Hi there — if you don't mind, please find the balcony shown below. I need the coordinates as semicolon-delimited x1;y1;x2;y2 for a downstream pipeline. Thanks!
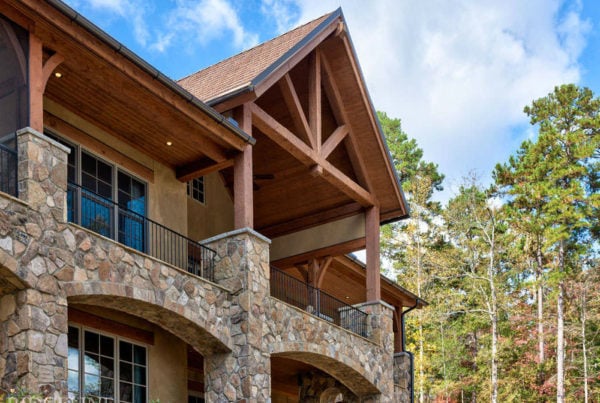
270;266;369;337
67;181;216;281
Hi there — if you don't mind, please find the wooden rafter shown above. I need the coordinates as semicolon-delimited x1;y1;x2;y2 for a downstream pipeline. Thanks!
308;51;322;153
320;53;372;192
176;158;234;182
250;103;375;207
42;52;64;88
321;124;348;159
278;74;314;148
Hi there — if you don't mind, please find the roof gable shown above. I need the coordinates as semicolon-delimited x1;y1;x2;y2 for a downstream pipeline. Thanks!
178;11;335;104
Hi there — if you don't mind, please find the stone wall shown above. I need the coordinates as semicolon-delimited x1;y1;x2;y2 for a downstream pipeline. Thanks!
202;229;272;402
0;128;405;402
264;298;396;401
394;352;413;403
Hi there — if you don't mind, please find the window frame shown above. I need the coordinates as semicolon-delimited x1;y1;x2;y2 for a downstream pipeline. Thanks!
68;324;149;403
186;177;205;205
46;132;148;251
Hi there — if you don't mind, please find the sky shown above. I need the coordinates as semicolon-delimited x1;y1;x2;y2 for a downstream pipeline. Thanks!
63;0;600;202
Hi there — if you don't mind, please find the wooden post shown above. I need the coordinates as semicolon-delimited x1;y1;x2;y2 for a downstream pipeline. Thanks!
394;306;403;353
366;205;381;301
233;105;253;229
29;34;43;132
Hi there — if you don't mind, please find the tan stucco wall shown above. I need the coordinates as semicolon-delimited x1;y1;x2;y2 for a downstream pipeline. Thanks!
44;98;188;237
270;214;365;261
71;305;188;403
187;171;234;241
149;328;188;402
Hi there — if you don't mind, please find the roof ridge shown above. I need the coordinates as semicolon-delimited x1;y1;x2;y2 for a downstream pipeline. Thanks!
177;10;335;83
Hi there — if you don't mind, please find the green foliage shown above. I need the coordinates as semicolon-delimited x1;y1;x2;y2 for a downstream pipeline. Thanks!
379;84;599;402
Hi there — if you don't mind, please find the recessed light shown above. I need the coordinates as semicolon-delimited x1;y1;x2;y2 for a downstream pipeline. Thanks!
54;72;63;78
166;141;173;146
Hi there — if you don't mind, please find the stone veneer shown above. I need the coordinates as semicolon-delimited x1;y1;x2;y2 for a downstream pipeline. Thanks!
394;352;412;402
0;127;407;402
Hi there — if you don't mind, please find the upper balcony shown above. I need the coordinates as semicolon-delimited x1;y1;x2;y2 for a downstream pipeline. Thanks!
0;0;420;344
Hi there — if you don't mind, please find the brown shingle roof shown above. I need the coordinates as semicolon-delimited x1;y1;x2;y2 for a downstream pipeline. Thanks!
177;11;335;103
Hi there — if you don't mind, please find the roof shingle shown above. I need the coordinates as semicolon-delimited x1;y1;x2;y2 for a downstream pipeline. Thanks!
177;12;333;103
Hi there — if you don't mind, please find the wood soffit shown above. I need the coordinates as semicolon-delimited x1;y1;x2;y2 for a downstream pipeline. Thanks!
4;0;252;177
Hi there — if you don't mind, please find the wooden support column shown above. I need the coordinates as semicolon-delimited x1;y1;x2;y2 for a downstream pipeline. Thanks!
393;306;403;353
233;105;254;229
366;205;381;301
29;34;43;132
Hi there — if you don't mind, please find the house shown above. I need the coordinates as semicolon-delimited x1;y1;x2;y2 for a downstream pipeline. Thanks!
0;1;425;401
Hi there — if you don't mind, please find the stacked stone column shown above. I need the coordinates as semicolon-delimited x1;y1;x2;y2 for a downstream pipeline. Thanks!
354;301;396;402
202;229;271;401
0;127;70;396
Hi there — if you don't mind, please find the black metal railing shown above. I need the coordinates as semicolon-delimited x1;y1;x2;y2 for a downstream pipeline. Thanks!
0;143;18;197
270;266;368;337
67;182;215;281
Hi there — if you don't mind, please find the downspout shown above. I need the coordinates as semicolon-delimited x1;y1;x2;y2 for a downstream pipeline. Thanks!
401;298;420;403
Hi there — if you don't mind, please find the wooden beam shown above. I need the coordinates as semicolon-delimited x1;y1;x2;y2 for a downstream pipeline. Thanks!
321;124;348;159
278;74;314;148
272;238;366;269
308;51;322;153
29;33;43;132
320;53;372;192
41;52;64;89
250;103;376;207
68;307;154;345
233;104;253;229
250;103;317;165
316;256;332;288
44;112;155;183
365;205;381;301
176;158;234;182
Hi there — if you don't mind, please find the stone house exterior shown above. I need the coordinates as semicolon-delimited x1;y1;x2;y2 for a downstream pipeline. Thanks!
0;1;424;402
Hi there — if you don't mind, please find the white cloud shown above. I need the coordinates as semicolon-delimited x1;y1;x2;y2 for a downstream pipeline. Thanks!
73;0;150;46
279;0;590;201
155;0;259;53
260;0;300;34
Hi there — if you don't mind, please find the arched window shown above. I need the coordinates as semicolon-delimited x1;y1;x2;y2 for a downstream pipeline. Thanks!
0;15;28;149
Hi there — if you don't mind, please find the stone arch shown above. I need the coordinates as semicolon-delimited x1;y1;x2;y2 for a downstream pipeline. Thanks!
62;281;231;356
270;344;380;396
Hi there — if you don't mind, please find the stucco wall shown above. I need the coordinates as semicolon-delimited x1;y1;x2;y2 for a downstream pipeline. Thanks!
270;214;365;261
187;172;234;242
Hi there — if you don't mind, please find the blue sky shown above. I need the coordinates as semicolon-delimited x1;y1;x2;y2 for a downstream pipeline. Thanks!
63;0;600;201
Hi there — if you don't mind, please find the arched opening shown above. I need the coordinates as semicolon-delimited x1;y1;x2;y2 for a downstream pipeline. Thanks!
67;303;212;403
271;356;358;403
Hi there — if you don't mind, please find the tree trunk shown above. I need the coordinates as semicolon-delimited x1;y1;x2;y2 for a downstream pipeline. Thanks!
536;244;544;366
489;247;498;403
581;283;588;403
556;241;565;403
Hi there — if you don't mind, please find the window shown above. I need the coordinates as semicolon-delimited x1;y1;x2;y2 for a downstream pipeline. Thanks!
187;177;205;204
47;134;147;252
68;326;148;403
